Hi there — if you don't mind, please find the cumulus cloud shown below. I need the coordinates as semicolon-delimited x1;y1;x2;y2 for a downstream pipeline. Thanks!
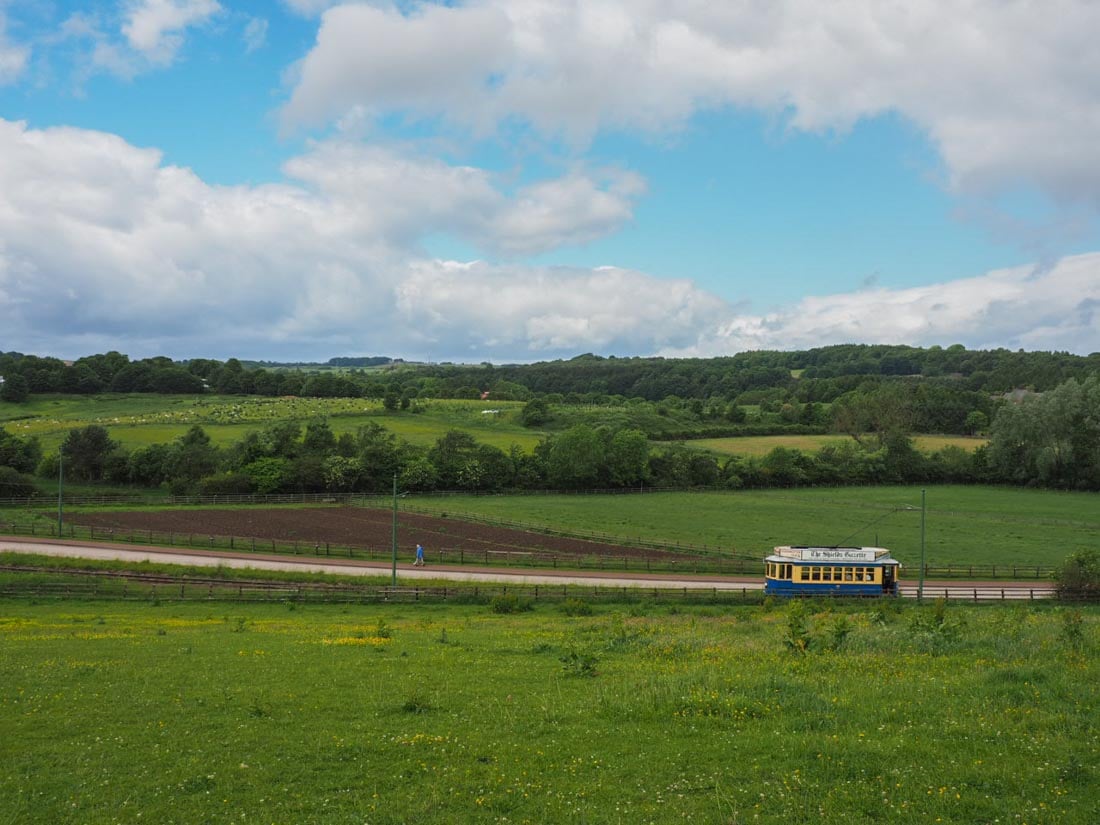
0;14;29;84
282;0;1100;207
281;140;643;256
395;260;728;354
1;117;1095;361
122;0;221;65
665;255;1100;357
0;119;649;358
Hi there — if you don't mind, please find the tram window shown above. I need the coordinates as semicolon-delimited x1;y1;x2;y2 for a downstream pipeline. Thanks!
811;567;821;581
766;564;772;577
785;564;792;579
844;568;853;581
854;568;864;581
865;568;876;582
799;567;810;581
822;568;832;581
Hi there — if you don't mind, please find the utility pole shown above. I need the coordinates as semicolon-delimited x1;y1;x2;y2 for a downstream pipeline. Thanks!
391;473;398;587
918;488;926;602
57;446;64;538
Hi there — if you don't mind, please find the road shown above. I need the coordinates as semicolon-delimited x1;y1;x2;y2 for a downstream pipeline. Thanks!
0;537;1056;599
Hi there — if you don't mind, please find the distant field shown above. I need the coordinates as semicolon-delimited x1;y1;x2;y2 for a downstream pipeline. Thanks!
681;434;987;456
404;485;1098;569
0;394;538;452
1;599;1095;824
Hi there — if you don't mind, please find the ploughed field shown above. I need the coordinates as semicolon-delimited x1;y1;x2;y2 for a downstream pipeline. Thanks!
67;507;693;562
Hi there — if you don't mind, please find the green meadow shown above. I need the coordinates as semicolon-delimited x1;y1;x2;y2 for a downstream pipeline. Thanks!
403;486;1100;569
681;434;987;457
0;395;536;452
1;599;1096;824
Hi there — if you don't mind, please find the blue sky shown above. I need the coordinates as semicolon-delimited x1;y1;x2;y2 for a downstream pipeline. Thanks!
1;1;1098;361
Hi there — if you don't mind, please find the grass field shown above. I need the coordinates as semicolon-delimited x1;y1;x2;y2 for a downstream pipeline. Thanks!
0;395;537;452
680;434;988;457
403;486;1099;569
1;598;1095;824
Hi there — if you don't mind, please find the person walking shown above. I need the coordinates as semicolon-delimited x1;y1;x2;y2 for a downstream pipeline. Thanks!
414;543;425;566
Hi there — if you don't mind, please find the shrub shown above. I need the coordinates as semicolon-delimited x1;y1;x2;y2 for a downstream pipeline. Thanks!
560;598;593;617
560;649;599;678
823;615;853;652
1055;549;1100;600
784;600;812;653
1060;610;1085;653
401;693;433;714
489;593;533;614
0;466;38;498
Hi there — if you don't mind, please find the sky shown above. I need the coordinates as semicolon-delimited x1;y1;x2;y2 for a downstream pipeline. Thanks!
1;0;1099;363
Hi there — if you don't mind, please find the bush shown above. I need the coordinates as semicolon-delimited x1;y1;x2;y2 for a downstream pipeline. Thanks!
196;472;254;496
1056;549;1100;600
0;466;38;498
559;649;599;677
489;593;533;614
560;598;593;616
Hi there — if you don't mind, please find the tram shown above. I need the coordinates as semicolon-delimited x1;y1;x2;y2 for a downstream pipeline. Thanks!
764;546;900;596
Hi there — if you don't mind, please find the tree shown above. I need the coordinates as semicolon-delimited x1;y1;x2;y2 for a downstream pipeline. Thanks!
241;457;292;494
545;426;605;489
964;410;989;435
302;420;337;455
605;428;649;487
0;466;37;497
520;397;550;427
126;444;174;487
988;376;1100;489
0;373;29;403
322;456;362;492
166;425;220;492
62;426;118;481
429;430;481;489
355;423;401;491
0;428;41;474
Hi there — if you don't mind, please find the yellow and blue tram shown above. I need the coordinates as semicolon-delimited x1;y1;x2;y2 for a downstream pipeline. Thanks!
764;546;900;596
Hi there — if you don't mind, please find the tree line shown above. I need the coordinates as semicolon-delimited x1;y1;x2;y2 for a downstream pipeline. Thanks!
2;375;1097;496
3;344;1098;408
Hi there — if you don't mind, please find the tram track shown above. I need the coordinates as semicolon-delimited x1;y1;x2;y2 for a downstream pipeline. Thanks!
0;537;1059;601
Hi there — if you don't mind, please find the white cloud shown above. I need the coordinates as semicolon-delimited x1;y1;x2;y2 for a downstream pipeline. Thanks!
280;0;349;16
395;260;728;353
122;0;221;65
282;0;1100;207
1;117;1095;361
282;140;643;256
0;119;650;358
243;16;268;54
666;255;1100;357
0;14;29;84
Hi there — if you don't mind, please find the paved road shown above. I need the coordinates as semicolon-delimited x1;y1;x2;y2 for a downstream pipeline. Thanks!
1;537;1056;598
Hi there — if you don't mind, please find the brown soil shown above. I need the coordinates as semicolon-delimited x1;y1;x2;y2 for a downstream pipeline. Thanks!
68;507;697;562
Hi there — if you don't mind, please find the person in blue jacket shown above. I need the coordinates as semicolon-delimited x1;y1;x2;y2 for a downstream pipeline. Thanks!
414;543;425;566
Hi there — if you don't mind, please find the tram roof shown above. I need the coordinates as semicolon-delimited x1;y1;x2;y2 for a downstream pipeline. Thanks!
767;546;899;564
